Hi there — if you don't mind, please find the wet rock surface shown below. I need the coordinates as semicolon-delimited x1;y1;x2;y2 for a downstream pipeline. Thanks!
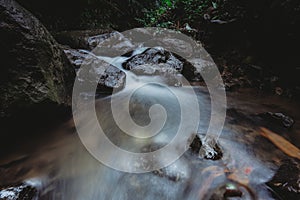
87;32;119;50
91;31;137;57
199;138;223;161
267;159;300;200
189;134;223;160
122;47;199;81
57;29;210;82
63;48;92;69
152;160;189;182
63;47;126;94
0;183;37;200
258;112;295;129
123;47;183;72
189;134;202;154
227;108;296;131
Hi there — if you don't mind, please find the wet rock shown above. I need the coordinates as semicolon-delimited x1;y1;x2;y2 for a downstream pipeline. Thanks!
123;47;182;71
92;32;136;57
76;54;126;94
267;159;300;200
0;0;75;123
87;32;118;49
63;48;94;69
152;158;190;183
189;134;202;154
258;112;295;129
61;46;126;94
189;134;223;160
0;183;37;200
53;29;114;50
200;138;223;161
188;58;218;81
122;47;200;81
153;165;186;182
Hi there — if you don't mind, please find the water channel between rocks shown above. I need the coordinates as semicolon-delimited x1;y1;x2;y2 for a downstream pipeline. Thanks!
1;32;300;200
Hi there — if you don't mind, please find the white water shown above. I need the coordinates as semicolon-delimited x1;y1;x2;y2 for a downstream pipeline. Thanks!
39;50;273;200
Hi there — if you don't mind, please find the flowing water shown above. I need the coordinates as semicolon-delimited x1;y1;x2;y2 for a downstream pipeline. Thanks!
1;87;300;200
1;41;300;199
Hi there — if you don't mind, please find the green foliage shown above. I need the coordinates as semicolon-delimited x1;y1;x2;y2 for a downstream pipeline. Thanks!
137;0;222;28
136;0;176;28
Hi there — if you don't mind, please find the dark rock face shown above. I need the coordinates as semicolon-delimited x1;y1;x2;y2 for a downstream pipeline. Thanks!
0;0;75;119
189;134;202;154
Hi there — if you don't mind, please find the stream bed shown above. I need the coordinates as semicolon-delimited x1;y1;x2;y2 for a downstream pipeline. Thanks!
1;29;300;200
1;88;300;200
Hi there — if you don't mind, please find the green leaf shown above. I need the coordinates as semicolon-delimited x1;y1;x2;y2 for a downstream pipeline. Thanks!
212;2;218;9
165;0;172;7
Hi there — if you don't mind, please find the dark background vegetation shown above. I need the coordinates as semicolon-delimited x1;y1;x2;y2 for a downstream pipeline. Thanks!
17;0;300;96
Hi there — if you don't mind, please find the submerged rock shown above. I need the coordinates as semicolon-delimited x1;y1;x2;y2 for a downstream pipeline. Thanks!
0;0;75;120
153;160;190;182
258;112;295;129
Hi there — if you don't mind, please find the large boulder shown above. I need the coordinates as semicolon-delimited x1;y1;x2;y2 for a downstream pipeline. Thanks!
122;47;212;82
0;0;75;132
